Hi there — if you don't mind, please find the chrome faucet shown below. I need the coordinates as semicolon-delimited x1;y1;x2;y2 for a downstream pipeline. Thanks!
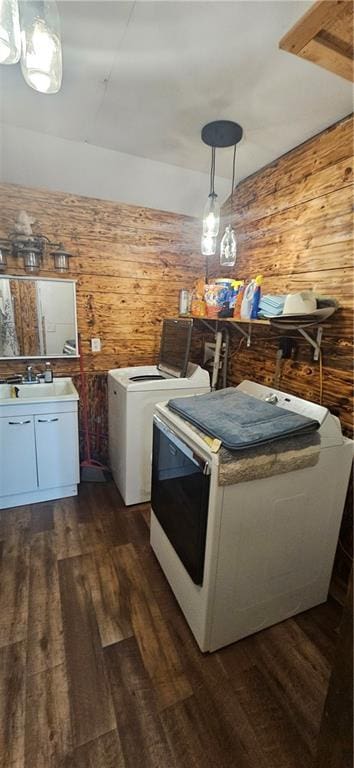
22;365;40;384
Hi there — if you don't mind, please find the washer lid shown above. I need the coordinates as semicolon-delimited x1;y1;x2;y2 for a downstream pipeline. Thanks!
158;318;193;378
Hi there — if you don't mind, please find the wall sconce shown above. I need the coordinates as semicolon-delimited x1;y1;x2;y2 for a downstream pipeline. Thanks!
2;211;73;274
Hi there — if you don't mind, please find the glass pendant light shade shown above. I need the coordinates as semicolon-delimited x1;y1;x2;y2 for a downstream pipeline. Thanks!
202;193;220;238
201;233;217;256
0;0;21;64
51;244;71;272
23;246;41;273
220;225;236;267
0;242;9;270
19;0;62;93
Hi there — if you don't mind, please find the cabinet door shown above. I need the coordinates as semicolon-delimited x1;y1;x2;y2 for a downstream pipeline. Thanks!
0;415;38;496
35;411;79;490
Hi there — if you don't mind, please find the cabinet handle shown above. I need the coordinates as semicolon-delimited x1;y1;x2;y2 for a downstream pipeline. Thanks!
38;418;59;423
8;420;31;425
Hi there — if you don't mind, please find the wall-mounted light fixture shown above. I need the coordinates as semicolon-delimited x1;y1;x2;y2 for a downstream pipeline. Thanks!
0;0;63;93
201;120;243;268
2;210;73;274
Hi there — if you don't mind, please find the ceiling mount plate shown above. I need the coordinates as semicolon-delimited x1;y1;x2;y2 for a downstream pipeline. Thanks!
201;120;243;148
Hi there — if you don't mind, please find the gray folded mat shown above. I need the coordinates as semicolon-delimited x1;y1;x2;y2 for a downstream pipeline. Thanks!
167;388;320;451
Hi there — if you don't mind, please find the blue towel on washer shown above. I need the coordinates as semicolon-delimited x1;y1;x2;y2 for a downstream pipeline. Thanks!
168;388;319;451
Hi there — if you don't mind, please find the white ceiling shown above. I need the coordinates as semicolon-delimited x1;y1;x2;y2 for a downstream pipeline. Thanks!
0;0;352;188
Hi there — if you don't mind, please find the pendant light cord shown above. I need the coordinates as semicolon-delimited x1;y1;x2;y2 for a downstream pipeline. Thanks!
230;143;236;224
209;146;216;197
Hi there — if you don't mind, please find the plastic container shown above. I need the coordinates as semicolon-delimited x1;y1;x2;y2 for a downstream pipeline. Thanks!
44;362;53;383
240;283;255;320
191;298;206;317
251;275;263;319
179;289;189;316
233;284;245;319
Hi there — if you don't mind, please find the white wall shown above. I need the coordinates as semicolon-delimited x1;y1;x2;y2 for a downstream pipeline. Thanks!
0;123;230;218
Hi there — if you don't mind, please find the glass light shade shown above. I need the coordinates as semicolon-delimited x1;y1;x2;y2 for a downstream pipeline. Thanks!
0;245;8;270
220;225;236;267
52;246;71;272
23;248;41;273
201;234;216;256
20;0;62;93
0;0;21;64
202;193;220;238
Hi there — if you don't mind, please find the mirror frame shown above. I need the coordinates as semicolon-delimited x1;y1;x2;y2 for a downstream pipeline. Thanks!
0;274;79;360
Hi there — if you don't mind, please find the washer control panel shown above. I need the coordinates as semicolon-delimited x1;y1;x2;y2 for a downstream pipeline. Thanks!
237;380;329;424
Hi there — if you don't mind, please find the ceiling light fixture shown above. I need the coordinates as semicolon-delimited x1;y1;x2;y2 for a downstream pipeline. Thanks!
0;0;21;64
201;120;243;268
19;0;62;93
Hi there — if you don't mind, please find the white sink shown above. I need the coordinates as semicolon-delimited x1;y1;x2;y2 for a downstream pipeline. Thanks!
0;377;79;405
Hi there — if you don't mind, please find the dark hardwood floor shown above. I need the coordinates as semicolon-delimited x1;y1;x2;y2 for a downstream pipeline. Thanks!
0;481;342;768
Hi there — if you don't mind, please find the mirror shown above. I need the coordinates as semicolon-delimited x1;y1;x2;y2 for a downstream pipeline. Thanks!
0;276;78;358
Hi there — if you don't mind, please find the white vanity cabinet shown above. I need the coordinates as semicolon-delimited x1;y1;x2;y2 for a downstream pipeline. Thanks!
0;381;80;509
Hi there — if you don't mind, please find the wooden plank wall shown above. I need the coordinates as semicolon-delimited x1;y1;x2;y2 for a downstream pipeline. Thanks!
209;114;353;435
0;184;203;460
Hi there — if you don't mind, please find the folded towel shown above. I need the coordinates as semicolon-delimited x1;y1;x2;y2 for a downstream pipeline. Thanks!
168;388;319;451
258;294;286;318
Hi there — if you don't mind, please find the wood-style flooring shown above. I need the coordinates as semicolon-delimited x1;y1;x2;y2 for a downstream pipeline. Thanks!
0;481;342;768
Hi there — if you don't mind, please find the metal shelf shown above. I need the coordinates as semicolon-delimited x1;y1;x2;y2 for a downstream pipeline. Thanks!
177;315;325;360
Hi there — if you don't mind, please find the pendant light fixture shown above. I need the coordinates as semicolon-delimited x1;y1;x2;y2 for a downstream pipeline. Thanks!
19;0;62;93
201;120;243;267
0;0;21;64
201;143;220;256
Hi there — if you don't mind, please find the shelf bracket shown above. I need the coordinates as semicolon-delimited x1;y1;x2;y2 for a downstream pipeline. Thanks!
198;318;219;334
297;326;323;361
228;321;252;347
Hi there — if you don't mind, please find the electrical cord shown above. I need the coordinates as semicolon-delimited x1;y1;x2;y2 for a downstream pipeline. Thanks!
338;537;353;562
318;349;323;405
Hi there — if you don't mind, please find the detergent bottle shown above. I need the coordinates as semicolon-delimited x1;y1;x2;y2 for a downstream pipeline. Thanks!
240;281;254;320
241;276;263;320
251;275;263;319
233;281;245;319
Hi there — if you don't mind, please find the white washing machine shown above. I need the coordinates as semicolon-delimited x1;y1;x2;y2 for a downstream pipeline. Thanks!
150;380;353;652
108;359;210;504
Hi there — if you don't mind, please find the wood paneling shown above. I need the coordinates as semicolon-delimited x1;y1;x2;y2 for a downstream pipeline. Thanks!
0;183;202;378
0;481;345;767
209;114;354;436
0;183;201;463
279;0;354;82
